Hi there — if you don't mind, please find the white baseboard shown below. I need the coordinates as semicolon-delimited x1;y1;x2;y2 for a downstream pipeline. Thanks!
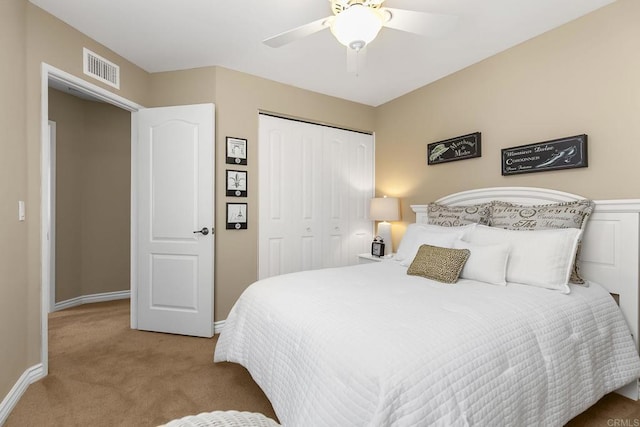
0;363;45;425
214;319;226;335
54;290;130;312
56;292;223;336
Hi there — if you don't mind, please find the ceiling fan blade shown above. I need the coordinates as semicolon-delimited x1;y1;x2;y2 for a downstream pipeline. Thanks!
382;8;458;38
263;16;332;48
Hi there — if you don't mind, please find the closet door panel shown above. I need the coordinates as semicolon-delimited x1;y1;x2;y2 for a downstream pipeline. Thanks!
297;128;323;272
322;127;350;268
259;125;287;277
266;238;284;278
349;132;375;262
259;116;322;279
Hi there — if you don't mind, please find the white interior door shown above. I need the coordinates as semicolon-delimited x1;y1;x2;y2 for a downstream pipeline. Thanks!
135;104;214;337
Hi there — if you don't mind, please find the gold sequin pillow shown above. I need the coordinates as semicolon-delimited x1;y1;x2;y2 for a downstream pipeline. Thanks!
407;244;471;283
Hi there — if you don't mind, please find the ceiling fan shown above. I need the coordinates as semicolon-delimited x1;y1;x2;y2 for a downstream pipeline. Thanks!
263;0;458;52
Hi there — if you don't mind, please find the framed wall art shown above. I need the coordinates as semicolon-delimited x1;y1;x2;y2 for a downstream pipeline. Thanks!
226;170;247;197
226;203;248;230
427;132;481;165
226;137;247;165
501;134;588;176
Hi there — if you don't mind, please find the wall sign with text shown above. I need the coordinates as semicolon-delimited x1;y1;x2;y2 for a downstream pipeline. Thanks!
427;132;481;165
501;134;588;176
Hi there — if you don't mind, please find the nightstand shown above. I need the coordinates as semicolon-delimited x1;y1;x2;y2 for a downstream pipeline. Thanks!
358;253;395;264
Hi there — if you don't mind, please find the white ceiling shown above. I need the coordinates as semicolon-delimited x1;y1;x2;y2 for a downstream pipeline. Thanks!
30;0;615;106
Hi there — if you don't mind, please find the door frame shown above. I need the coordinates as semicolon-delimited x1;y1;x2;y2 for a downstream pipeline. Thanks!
45;120;56;313
40;63;143;375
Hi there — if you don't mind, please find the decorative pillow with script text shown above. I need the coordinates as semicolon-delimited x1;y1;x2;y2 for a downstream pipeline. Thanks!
489;199;595;284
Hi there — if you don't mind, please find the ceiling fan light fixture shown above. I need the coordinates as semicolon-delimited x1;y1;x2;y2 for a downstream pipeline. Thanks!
330;4;383;50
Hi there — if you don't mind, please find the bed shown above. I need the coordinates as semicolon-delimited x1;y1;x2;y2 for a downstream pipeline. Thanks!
214;187;640;426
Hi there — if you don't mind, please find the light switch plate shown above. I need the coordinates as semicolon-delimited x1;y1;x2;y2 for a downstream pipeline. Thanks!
18;201;25;221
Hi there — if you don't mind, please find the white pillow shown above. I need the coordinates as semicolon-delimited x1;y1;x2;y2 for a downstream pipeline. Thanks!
453;239;510;286
396;223;475;267
395;223;476;263
463;225;581;293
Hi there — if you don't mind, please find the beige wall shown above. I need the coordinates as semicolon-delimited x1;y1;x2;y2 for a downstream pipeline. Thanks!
374;0;640;250
49;88;131;303
81;96;131;298
49;89;83;301
213;67;375;319
148;67;217;107
0;0;28;402
150;66;376;319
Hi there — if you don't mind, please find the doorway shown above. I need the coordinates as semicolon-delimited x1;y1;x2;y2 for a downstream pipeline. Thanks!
41;64;216;376
40;64;143;376
47;86;131;312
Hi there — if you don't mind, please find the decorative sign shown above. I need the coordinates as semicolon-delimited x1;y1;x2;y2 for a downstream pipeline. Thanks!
226;203;247;230
427;132;481;165
226;170;247;197
501;134;588;176
226;137;247;165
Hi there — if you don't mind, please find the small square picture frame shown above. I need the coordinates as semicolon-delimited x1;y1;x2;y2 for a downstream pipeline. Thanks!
226;137;247;165
226;203;248;230
226;170;247;197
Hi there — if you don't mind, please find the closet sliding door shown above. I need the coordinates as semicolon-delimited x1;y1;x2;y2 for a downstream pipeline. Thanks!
347;131;377;262
259;115;323;279
259;115;374;279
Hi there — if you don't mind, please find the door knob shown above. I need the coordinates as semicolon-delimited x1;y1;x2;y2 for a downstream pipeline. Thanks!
193;227;209;236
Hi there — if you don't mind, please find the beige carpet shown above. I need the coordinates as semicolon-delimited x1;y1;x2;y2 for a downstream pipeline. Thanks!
5;300;276;426
5;299;640;426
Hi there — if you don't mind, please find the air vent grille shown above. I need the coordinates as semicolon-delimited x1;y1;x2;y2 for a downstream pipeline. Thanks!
83;48;120;89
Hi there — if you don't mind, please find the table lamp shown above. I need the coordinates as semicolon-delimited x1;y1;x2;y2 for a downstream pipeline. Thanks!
369;196;400;252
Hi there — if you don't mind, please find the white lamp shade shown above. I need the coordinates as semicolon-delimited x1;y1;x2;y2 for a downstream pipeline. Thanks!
369;197;400;222
330;5;383;49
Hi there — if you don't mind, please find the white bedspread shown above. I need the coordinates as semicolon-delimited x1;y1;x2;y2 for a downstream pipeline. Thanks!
214;262;640;426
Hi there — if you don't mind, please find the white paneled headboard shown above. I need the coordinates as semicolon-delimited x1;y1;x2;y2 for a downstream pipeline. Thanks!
411;187;640;398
